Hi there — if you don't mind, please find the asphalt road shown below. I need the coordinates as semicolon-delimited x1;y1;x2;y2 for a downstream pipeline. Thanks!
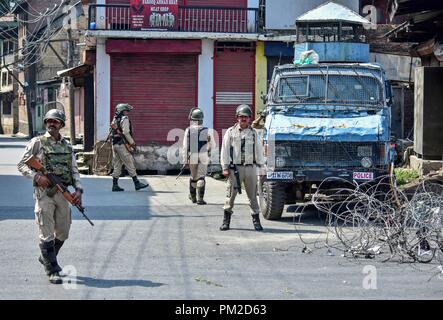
0;136;442;300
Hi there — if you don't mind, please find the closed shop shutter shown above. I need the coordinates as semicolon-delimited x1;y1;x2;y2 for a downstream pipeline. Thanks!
214;42;255;143
111;54;198;145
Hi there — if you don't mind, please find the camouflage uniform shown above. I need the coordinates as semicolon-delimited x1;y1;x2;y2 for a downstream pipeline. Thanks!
18;129;82;283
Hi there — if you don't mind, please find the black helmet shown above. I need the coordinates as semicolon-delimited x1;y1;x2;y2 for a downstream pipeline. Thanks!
189;107;204;121
115;103;133;114
43;109;66;127
236;104;252;117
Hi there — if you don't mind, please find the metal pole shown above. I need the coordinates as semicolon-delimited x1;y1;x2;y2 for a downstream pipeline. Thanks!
67;26;76;145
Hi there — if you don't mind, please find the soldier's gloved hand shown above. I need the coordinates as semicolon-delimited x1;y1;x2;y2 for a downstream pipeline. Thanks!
72;189;83;206
35;173;51;188
222;169;230;177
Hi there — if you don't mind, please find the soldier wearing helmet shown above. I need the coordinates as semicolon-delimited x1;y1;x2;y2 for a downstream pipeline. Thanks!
182;107;215;205
110;103;148;192
219;104;265;231
17;109;83;284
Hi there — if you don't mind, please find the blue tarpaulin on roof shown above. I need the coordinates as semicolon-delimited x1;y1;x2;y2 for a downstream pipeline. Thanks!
266;112;389;142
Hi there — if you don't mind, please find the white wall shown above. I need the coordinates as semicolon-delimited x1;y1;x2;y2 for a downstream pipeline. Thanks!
95;38;111;141
248;0;260;32
198;39;214;129
370;53;421;82
266;0;360;30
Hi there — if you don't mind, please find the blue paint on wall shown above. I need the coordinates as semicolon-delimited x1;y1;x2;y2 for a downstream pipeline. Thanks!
294;42;369;63
265;42;295;57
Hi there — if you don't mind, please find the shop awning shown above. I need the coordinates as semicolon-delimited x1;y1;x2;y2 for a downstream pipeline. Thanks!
57;64;93;78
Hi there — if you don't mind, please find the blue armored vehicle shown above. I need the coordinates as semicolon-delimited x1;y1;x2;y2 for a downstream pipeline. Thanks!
259;62;393;219
258;2;394;220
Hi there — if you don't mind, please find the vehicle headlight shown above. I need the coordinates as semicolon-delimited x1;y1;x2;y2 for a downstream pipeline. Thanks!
276;157;286;168
275;145;291;157
361;157;373;168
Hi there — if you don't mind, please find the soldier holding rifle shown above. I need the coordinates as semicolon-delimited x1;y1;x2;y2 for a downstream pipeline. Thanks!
17;109;84;284
220;105;265;231
110;103;148;192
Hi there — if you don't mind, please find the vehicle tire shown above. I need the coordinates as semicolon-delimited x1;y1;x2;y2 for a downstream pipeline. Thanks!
259;179;285;220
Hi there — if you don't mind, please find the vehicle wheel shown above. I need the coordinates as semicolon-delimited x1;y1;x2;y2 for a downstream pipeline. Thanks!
259;179;285;220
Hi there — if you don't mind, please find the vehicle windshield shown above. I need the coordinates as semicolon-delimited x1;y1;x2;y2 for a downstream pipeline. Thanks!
275;73;384;107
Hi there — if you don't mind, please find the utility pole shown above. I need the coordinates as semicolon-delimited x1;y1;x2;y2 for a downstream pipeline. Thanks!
67;22;75;145
24;35;35;139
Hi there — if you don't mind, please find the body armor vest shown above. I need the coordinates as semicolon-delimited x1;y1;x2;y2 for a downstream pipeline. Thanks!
111;116;133;145
40;136;73;186
187;126;209;154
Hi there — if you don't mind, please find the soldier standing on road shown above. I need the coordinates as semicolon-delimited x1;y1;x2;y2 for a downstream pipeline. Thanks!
220;104;265;231
17;109;83;284
182;107;215;205
110;103;148;192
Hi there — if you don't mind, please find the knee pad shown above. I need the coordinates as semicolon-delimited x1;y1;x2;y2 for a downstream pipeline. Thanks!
197;178;206;188
190;179;198;188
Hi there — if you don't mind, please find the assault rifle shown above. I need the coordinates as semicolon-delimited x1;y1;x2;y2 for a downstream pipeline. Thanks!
25;156;94;226
229;146;242;194
229;163;242;194
110;123;136;154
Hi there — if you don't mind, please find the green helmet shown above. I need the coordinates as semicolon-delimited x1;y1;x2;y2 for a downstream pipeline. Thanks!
236;104;252;117
189;107;204;121
43;109;66;127
115;103;133;114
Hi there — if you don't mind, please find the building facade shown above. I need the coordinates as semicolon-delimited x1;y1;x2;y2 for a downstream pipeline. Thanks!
88;0;264;171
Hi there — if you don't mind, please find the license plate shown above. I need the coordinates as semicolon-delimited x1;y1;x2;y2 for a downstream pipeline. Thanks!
267;171;293;180
353;172;374;180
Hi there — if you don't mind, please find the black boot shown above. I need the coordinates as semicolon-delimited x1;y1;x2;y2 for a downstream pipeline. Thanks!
39;241;63;284
220;210;232;231
133;176;149;191
112;177;124;192
54;238;64;256
189;180;197;203
197;185;207;205
39;238;64;265
252;214;263;231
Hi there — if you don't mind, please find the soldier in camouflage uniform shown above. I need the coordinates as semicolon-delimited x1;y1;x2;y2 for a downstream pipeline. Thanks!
17;109;83;284
110;103;148;192
182;107;215;205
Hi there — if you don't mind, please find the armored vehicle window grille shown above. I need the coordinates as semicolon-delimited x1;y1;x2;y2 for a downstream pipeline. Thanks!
276;142;383;168
275;74;383;106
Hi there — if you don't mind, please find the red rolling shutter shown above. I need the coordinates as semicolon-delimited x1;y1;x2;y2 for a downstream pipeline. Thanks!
214;43;256;143
111;54;198;145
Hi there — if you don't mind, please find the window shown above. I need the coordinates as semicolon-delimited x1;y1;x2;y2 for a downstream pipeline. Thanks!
2;101;12;115
1;72;7;88
2;40;16;55
7;72;12;86
275;74;383;106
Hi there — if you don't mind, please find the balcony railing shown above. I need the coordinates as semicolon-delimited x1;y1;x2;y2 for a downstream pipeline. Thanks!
88;4;259;33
